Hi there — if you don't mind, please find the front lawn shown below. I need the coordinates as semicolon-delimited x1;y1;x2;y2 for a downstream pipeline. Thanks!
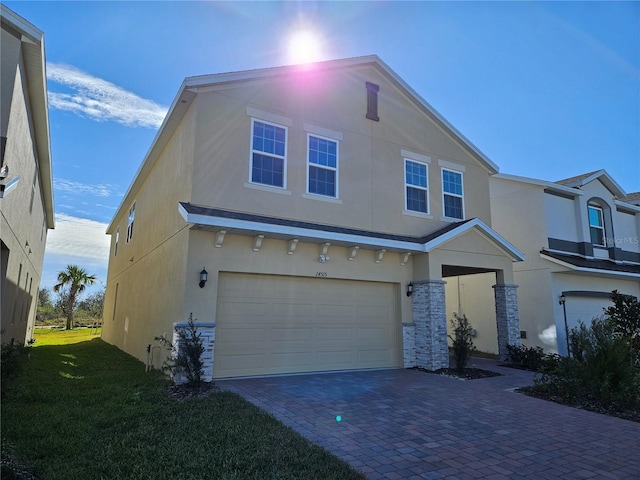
1;334;364;480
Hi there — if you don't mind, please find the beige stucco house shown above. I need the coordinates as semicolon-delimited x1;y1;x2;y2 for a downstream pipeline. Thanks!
102;56;524;379
448;170;639;355
0;5;54;344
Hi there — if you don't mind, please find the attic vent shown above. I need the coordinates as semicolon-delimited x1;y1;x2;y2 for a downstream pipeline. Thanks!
365;82;380;121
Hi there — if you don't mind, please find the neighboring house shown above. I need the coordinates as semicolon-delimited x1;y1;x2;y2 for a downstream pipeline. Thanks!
101;56;524;380
468;170;638;355
0;5;54;344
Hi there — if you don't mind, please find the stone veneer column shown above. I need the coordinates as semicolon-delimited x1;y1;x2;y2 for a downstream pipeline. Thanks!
493;284;521;361
172;321;216;385
402;323;416;368
412;280;449;371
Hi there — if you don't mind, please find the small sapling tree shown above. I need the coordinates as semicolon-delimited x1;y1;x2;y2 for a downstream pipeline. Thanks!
155;313;205;387
449;313;476;374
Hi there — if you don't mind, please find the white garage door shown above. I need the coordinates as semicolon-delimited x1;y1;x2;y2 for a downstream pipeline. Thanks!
214;273;400;378
565;296;613;330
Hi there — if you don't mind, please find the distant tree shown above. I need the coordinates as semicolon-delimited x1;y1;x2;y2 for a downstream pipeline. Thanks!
77;286;105;320
36;287;59;323
53;265;97;330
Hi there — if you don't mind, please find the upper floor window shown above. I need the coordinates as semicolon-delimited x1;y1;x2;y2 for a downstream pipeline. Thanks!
405;159;428;213
126;203;135;243
588;204;605;246
307;135;338;197
250;119;287;188
114;228;120;256
442;169;464;220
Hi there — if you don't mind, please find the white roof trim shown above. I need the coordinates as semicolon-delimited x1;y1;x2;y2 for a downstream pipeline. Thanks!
178;204;422;252
178;204;525;261
540;253;640;279
422;218;525;261
614;199;640;213
492;173;582;196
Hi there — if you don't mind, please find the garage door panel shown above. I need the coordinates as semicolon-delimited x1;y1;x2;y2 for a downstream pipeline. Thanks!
272;303;315;317
214;273;399;378
271;327;313;342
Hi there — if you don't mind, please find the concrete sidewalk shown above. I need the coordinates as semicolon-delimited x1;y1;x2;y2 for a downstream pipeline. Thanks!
219;359;640;479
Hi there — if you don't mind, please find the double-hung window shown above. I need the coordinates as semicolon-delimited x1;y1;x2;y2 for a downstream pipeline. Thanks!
251;119;287;188
588;205;605;246
307;134;338;197
442;169;464;220
405;159;428;213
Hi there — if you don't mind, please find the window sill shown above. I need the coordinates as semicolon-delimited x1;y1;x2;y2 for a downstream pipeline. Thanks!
244;182;291;196
403;210;433;219
441;216;464;223
302;193;343;204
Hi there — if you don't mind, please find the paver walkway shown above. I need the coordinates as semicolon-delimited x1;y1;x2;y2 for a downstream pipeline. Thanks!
219;358;640;479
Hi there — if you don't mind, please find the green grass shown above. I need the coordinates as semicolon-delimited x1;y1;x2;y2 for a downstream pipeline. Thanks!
2;334;365;480
33;327;101;346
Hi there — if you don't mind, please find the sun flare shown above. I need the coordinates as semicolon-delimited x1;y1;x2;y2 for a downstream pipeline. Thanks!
287;29;323;65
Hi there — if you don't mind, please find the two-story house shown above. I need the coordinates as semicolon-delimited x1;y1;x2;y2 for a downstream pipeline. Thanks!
0;5;54;344
101;56;524;379
447;170;639;356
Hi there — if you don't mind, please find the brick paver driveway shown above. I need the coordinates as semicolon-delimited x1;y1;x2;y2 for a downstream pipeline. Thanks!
219;358;640;479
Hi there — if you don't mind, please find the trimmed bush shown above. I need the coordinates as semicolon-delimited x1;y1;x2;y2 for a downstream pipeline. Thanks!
448;313;476;374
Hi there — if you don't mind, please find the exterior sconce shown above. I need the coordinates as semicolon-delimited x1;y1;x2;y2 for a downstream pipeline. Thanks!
406;281;414;297
199;268;208;288
318;254;330;263
559;293;570;356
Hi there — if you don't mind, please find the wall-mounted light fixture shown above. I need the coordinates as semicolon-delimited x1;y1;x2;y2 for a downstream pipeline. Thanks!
559;293;570;356
406;281;414;297
199;268;208;288
318;254;330;263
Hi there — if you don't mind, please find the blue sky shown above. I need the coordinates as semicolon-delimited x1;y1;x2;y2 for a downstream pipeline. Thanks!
5;1;639;295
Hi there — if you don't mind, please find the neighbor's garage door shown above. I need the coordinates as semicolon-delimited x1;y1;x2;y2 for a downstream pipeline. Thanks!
214;273;399;378
565;296;613;330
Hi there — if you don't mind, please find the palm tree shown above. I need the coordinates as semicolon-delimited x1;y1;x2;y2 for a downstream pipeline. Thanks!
53;265;97;330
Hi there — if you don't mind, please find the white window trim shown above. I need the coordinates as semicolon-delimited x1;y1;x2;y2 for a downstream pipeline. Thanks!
306;133;339;199
588;204;606;247
114;228;120;256
249;118;288;189
441;168;465;220
404;158;430;215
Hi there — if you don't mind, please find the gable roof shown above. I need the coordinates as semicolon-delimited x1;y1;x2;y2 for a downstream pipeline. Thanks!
107;55;498;233
555;169;626;198
621;192;640;206
178;202;525;261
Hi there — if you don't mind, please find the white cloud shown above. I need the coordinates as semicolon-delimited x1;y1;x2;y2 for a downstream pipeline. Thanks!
54;179;117;198
41;214;111;293
47;63;168;128
46;213;110;261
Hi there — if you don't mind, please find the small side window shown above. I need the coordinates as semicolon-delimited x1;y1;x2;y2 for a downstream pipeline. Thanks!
365;82;380;121
114;228;120;256
126;203;135;243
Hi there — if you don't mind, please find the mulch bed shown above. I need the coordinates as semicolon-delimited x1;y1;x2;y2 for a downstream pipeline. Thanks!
516;386;640;423
413;366;502;380
167;382;219;401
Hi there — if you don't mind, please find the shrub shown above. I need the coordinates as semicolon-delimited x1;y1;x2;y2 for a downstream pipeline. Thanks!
448;313;476;374
535;316;640;411
1;340;31;398
155;313;205;387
